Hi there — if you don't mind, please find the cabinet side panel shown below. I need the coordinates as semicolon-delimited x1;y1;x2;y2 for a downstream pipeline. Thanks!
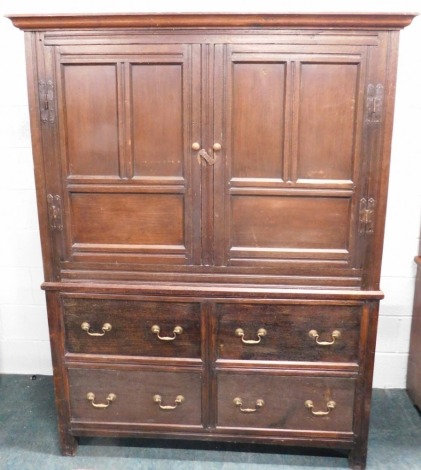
45;291;77;454
23;32;54;280
362;31;401;289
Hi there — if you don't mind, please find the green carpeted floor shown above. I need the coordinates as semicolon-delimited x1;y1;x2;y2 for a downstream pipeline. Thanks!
1;375;421;469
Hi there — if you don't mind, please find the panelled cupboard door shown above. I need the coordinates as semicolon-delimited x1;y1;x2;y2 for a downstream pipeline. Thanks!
55;44;202;266
213;44;368;273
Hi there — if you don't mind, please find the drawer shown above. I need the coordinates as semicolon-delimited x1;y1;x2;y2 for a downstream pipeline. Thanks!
68;367;202;426
216;371;355;432
215;303;361;362
63;297;201;358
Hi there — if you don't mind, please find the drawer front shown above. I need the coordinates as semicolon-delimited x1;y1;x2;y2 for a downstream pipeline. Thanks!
63;298;201;358
216;371;355;432
215;303;361;362
69;368;202;426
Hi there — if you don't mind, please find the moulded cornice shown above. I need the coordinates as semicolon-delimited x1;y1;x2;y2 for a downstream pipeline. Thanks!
6;12;418;31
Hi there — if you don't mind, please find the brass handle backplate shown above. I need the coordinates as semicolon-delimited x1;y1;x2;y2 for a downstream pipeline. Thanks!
235;327;267;344
308;329;341;346
305;400;336;416
81;322;112;337
233;397;264;413
86;392;116;408
151;325;183;341
153;394;184;410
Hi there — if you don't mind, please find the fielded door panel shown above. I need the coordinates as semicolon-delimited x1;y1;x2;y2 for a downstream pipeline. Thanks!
55;44;202;266
214;44;368;272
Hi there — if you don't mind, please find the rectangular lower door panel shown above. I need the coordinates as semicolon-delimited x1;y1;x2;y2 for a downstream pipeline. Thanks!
231;195;350;252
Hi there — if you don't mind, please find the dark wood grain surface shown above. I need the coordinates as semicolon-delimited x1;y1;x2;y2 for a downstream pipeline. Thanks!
63;297;202;358
216;371;356;432
69;367;203;426
214;303;361;363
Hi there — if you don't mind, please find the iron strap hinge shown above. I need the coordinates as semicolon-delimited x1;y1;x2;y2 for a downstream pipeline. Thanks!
359;197;375;234
38;80;55;124
365;83;384;124
47;194;63;231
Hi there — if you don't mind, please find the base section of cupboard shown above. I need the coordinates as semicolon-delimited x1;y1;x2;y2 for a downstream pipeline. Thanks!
44;288;379;470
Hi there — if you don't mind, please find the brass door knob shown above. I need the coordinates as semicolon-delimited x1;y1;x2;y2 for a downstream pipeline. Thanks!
213;143;222;151
192;142;201;150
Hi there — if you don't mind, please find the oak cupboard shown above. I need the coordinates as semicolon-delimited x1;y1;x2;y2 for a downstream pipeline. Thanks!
8;13;416;470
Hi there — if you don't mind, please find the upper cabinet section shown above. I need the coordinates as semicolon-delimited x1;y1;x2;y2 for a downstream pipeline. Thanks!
9;13;416;288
